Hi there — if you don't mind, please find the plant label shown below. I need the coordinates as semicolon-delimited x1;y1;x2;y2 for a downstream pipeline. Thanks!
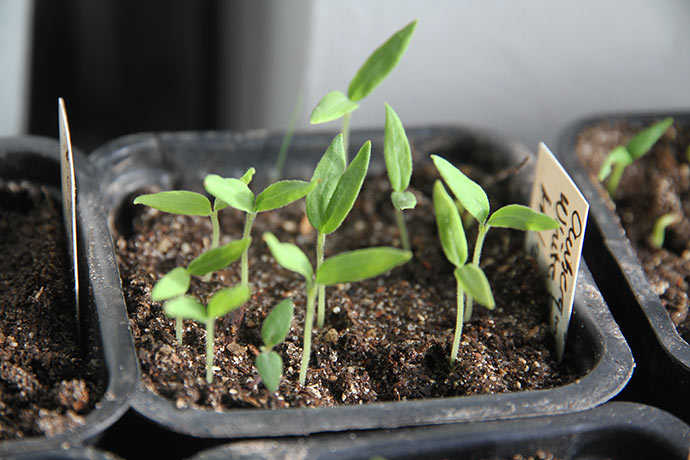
526;143;589;361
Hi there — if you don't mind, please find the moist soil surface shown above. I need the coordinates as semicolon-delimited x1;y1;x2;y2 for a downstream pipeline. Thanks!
0;180;103;439
114;162;581;410
575;119;690;342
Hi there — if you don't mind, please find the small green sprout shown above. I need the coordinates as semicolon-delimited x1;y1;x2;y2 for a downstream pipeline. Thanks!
598;117;674;197
306;133;371;328
432;154;560;321
263;232;411;386
650;213;680;249
274;91;304;181
384;103;416;251
433;180;495;365
151;238;250;344
256;298;294;392
310;20;417;153
163;284;251;384
204;168;317;288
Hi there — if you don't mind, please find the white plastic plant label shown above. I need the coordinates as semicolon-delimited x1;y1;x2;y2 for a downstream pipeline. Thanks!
525;142;589;361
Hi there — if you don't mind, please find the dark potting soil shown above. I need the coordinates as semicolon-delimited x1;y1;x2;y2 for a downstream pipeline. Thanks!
114;162;581;410
575;119;690;342
0;180;103;439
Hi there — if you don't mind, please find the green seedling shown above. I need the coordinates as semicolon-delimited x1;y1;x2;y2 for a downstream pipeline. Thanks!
204;168;317;288
274;91;304;180
256;298;294;392
431;154;560;321
163;284;251;384
264;232;411;386
310;20;417;153
650;213;680;249
151;238;250;344
433;180;495;365
598;117;674;197
306;133;371;328
384;103;416;251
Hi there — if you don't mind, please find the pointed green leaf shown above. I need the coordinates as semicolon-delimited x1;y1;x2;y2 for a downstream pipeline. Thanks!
207;285;251;319
163;295;207;322
263;232;313;281
627;117;673;160
431;154;490;224
391;190;417;210
316;247;411;285
598;145;632;182
455;265;495;310
310;90;359;124
151;267;190;301
261;299;294;348
433;180;467;267
186;238;251;276
321;140;372;234
384;103;412;192
306;134;347;230
255;180;317;213
256;351;283;392
134;191;212;216
487;204;561;231
347;20;417;102
240;167;256;185
204;174;255;214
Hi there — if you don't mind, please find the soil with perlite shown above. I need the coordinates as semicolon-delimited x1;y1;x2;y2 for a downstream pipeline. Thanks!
575;120;690;342
0;180;103;439
114;162;581;410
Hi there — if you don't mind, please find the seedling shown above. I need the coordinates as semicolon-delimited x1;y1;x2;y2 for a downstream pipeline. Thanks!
204;168;317;287
650;213;680;249
384;103;416;250
310;20;417;153
263;232;411;386
256;298;294;392
433;180;495;364
273;91;304;180
432;154;560;321
598;117;674;197
151;238;250;344
306;133;371;328
163;284;251;383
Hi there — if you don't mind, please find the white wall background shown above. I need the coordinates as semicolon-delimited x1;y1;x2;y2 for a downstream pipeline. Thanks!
220;0;690;151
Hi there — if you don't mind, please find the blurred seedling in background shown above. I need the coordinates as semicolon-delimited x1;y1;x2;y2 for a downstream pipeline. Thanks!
256;298;294;392
650;213;681;249
598;117;674;197
263;232;411;386
431;154;560;322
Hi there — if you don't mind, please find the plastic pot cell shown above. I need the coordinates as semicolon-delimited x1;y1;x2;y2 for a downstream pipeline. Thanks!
0;137;137;456
90;127;633;440
558;113;690;423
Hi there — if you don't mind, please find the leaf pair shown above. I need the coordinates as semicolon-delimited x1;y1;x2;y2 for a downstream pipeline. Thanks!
164;285;251;324
256;299;294;392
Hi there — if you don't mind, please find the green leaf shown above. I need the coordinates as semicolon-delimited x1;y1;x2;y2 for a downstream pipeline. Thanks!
151;267;190;301
207;285;251;319
255;180;317;213
454;265;495;310
134;191;211;216
204;174;256;214
431;155;490;224
384;103;412;192
432;180;467;268
597;146;632;182
240;167;256;185
316;247;411;285
626;117;673;160
306;134;347;230
487;204;561;231
213;198;229;213
163;295;207;322
321;140;372;234
261;299;294;348
309;90;359;124
186;238;251;276
391;190;417;210
263;232;313;281
347;20;417;102
256;351;283;392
